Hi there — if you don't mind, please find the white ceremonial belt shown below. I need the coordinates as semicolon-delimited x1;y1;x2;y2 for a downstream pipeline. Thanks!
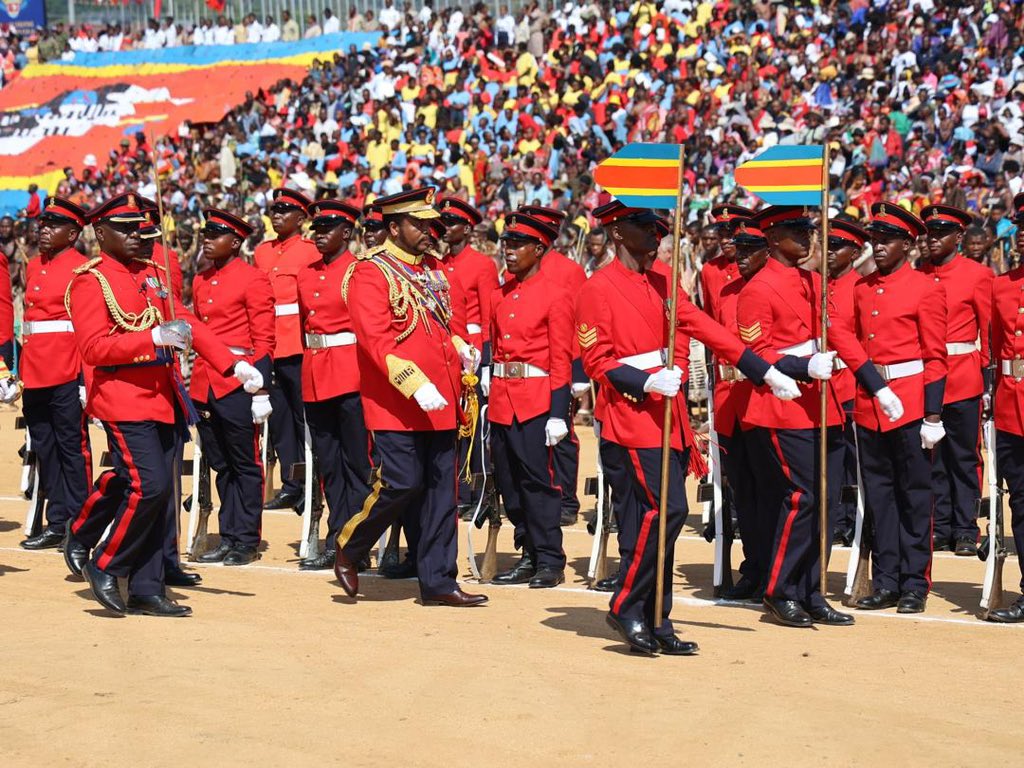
275;303;299;316
492;362;548;379
228;346;255;356
305;332;356;350
618;349;667;370
23;320;74;335
874;360;924;381
1001;359;1024;379
466;323;482;334
946;342;978;356
777;339;818;357
717;364;746;382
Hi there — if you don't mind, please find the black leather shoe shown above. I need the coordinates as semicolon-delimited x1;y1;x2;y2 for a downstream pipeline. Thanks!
832;529;853;547
654;633;699;656
263;490;301;511
299;549;336;571
20;529;65;550
605;612;658;655
126;595;192;617
380;557;418;579
458;504;476;522
954;537;978;556
223;545;259;566
196;541;232;563
529;568;565;589
855;589;900;610
808;603;855;626
559;509;578;526
932;535;953;552
63;536;89;577
491;553;535;584
593;570;619;592
897;591;926;613
722;576;758;601
763;597;812;627
83;560;126;614
165;566;202;587
987;596;1024;623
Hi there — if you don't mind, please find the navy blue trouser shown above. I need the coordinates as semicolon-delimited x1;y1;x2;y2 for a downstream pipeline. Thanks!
196;388;263;549
304;393;371;543
337;429;459;597
22;380;91;534
932;396;982;544
997;430;1024;591
600;439;688;636
551;398;581;516
719;427;765;585
268;354;304;496
749;426;843;610
832;400;858;537
858;419;934;595
490;415;565;570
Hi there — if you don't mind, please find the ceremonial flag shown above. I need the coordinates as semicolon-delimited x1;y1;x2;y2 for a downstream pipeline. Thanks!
734;145;826;206
593;143;683;209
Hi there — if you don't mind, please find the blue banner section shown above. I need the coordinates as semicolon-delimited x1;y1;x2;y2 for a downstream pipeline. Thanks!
0;0;45;33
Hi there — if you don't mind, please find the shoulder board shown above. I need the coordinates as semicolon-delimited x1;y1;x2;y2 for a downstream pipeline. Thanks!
73;257;103;275
361;244;388;261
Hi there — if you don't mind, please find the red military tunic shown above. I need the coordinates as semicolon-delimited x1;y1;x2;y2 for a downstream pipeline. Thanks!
439;244;499;351
151;242;184;300
852;261;948;431
736;257;869;431
701;255;739;318
190;257;275;401
298;252;360;402
708;277;752;438
254;234;321;359
576;258;759;451
992;265;1024;437
346;241;468;432
488;273;573;426
68;255;236;424
21;247;86;388
919;255;992;404
829;268;860;405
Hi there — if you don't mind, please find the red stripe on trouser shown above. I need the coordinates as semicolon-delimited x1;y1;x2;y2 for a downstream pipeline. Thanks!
253;423;264;540
80;412;93;488
611;449;659;615
95;425;143;570
71;470;115;533
765;429;802;599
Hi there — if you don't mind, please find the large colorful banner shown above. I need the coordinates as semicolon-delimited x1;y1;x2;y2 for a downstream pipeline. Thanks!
0;32;378;216
0;0;45;34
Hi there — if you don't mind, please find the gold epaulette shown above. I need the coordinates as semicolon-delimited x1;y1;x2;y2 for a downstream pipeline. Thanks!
73;257;103;275
65;257;163;332
341;261;359;304
361;244;387;260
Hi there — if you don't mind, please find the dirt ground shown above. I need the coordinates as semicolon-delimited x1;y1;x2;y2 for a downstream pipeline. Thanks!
0;405;1019;767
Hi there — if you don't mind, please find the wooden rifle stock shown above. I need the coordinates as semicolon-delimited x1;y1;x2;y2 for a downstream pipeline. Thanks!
188;452;213;562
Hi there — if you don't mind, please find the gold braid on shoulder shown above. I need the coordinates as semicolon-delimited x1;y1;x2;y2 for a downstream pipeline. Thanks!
64;259;163;333
361;252;432;344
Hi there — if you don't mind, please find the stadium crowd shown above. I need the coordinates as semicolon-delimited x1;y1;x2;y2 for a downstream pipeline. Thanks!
2;0;1024;300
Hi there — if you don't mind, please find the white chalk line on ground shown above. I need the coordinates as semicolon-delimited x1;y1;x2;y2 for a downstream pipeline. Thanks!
2;545;1018;630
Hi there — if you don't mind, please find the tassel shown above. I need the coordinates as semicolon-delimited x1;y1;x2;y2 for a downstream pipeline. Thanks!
458;371;480;483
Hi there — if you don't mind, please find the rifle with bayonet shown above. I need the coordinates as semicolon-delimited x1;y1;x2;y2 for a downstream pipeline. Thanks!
185;418;213;561
17;416;45;537
844;424;873;605
292;421;325;562
468;469;502;582
978;361;1007;618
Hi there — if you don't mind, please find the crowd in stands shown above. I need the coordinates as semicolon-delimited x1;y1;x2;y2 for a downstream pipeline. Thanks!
3;0;1024;298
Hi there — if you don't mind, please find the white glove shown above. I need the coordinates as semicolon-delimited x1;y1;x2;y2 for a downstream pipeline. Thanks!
151;319;192;350
982;392;992;414
920;419;946;450
763;366;801;400
233;361;264;394
643;366;683;397
571;382;590;398
807;351;836;381
0;377;19;404
413;382;448;412
459;345;481;373
480;366;491;397
78;385;87;408
875;386;904;422
251;394;272;424
544;417;569;446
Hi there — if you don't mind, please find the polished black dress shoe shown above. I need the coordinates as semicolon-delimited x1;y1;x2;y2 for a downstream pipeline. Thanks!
654;633;699;656
223;545;259;566
165;566;202;587
83;560;126;614
832;529;853;547
808;603;855;626
491;553;536;585
21;529;65;550
299;549;336;571
954;537;977;556
605;612;658;655
528;568;565;589
263;490;302;511
380;557;418;579
932;535;953;552
559;509;578;526
63;536;89;577
126;595;192;617
422;588;489;606
722;576;759;601
593;570;619;592
196;541;232;563
854;589;900;610
987;596;1024;623
334;551;359;597
897;591;926;613
763;597;812;627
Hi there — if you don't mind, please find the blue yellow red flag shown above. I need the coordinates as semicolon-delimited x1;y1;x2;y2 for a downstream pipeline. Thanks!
734;145;826;206
593;143;682;209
